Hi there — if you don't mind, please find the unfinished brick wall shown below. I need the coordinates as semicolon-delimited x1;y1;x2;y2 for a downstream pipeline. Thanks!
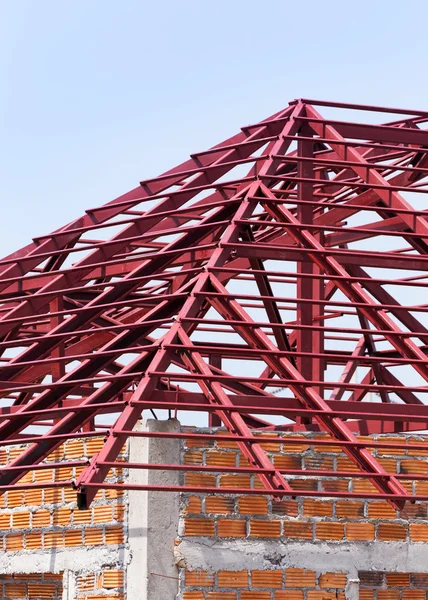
0;573;63;599
4;426;428;599
359;571;428;599
177;430;428;599
182;568;347;599
0;437;127;600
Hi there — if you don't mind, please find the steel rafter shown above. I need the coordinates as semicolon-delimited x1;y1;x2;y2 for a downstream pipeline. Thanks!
2;99;428;507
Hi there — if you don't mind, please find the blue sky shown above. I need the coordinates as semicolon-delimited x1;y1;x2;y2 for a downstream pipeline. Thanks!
1;0;427;255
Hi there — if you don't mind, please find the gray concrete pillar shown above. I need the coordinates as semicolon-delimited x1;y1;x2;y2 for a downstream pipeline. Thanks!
127;419;180;600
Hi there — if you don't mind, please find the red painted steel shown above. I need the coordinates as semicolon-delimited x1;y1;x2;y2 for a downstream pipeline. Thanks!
2;99;428;507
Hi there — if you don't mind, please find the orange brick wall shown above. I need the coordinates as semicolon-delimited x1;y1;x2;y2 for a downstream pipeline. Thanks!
0;438;126;552
181;431;428;543
179;430;428;599
0;437;127;599
359;571;428;599
76;569;125;600
182;568;347;599
0;573;62;599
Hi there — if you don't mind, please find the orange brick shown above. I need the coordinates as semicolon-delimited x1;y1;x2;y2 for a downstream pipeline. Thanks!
206;594;236;600
185;570;215;587
304;456;334;470
410;523;428;542
282;438;310;453
241;593;271;600
25;532;42;550
185;518;215;536
377;591;399;600
286;569;316;588
321;479;349;492
0;512;10;528
367;502;396;519
64;440;84;459
32;509;51;528
252;569;283;588
401;590;426;600
359;592;375;600
375;436;405;456
272;499;298;517
7;490;25;507
184;451;204;465
352;479;378;493
185;473;217;488
218;570;248;588
103;570;124;589
319;572;347;588
65;530;83;546
28;583;57;597
273;455;301;469
43;488;63;504
303;500;333;517
23;489;43;506
408;439;428;457
186;496;202;514
238;496;268;515
219;475;251;489
315;523;344;541
313;434;342;453
275;592;304;600
33;468;54;483
283;522;313;540
73;509;92;525
250;520;281;538
377;458;397;472
410;575;428;586
218;519;246;538
307;592;338;600
216;437;238;450
43;531;64;548
289;478;318;491
255;433;282;452
336;500;364;519
206;451;237;467
93;505;113;523
401;459;428;474
206;496;234;514
386;573;410;586
85;527;104;545
400;503;427;519
11;510;30;529
114;504;125;522
416;481;428;495
78;573;96;591
52;508;72;526
63;487;76;502
185;437;214;449
346;522;375;541
105;525;124;544
54;467;73;482
86;438;104;455
4;583;26;598
336;457;360;472
5;533;23;551
184;593;205;600
378;523;407;541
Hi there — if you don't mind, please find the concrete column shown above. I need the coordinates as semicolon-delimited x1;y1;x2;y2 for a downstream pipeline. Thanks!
127;419;181;600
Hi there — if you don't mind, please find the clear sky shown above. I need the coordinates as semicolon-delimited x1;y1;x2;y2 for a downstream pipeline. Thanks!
1;0;427;255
